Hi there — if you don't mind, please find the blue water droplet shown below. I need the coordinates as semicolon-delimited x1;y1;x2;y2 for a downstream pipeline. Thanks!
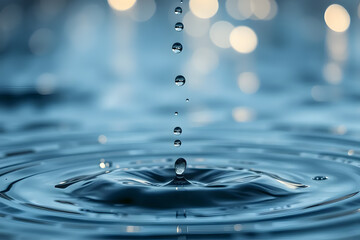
175;158;187;177
172;42;183;54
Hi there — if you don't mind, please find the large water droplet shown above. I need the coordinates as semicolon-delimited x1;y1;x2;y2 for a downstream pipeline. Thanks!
174;127;182;135
175;22;184;32
174;139;181;147
172;42;183;54
175;7;182;15
175;75;186;86
175;158;187;177
313;176;328;181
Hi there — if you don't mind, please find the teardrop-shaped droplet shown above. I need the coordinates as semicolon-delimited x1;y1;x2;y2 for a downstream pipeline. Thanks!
313;176;328;181
175;158;187;177
174;127;182;135
175;75;185;86
175;7;182;15
174;139;181;147
172;42;183;54
175;22;184;32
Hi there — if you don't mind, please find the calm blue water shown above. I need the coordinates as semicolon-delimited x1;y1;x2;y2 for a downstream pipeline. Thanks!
1;0;360;239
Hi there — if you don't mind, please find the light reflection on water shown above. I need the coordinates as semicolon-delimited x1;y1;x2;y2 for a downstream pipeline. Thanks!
0;0;360;239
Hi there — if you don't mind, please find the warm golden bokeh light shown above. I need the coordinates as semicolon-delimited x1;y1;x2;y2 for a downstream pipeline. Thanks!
209;21;234;48
230;26;258;53
108;0;136;11
324;4;350;32
237;72;260;94
189;0;218;19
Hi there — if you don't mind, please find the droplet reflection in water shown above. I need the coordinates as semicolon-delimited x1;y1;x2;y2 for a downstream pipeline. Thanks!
172;42;183;53
175;22;184;32
174;127;182;135
175;158;187;177
174;139;182;147
175;7;182;15
175;75;186;86
313;176;328;181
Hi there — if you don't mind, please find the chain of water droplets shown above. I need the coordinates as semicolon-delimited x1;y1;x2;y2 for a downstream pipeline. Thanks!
172;0;187;178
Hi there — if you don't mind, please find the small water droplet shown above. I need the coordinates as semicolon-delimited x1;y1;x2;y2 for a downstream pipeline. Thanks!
174;139;181;147
185;98;189;102
175;75;185;86
313;176;328;181
175;22;184;32
175;7;182;15
174;127;182;135
175;112;178;116
172;42;183;54
175;158;187;177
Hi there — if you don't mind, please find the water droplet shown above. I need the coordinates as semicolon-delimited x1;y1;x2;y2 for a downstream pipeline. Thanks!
313;176;328;181
174;139;181;147
175;158;187;177
175;22;184;32
186;98;189;102
175;112;178;116
172;42;183;54
174;127;182;135
175;75;186;86
175;7;182;15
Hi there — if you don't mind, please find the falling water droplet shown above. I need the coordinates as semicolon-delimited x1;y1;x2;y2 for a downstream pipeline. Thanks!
175;7;182;15
174;127;182;135
172;42;183;54
175;22;184;32
175;75;186;86
186;98;189;102
175;158;187;177
174;139;182;147
175;112;178;116
313;176;328;181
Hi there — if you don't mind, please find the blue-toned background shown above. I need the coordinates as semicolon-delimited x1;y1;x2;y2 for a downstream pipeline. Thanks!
0;0;359;133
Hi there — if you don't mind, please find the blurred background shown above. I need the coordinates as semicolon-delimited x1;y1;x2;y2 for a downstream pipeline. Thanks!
0;0;360;133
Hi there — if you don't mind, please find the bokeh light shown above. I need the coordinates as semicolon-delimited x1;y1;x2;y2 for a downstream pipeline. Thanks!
326;31;348;62
232;107;255;122
323;62;342;85
230;26;258;53
225;0;252;20
129;0;156;22
209;21;234;48
237;72;260;94
251;0;271;19
324;4;350;33
189;0;218;19
36;73;57;95
29;28;54;55
108;0;136;11
183;12;210;37
191;48;219;74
